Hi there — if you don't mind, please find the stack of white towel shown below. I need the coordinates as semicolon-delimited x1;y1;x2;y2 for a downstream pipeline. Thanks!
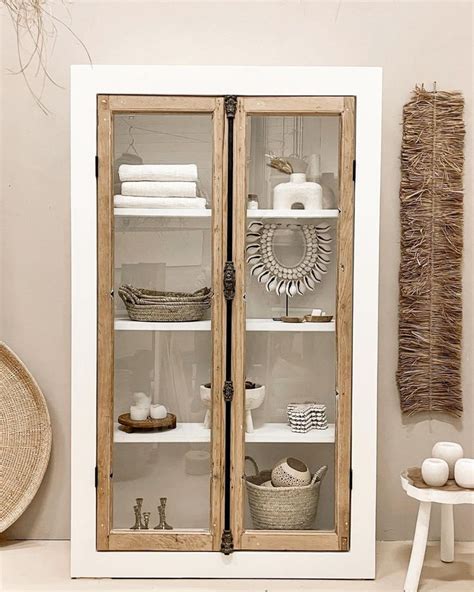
114;164;206;209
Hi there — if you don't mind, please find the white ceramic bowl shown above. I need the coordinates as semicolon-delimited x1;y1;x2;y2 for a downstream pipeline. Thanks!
432;441;464;479
271;457;311;487
200;383;265;433
421;458;449;487
454;458;474;489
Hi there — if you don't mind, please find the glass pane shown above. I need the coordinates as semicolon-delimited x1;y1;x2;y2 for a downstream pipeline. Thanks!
112;112;214;532
244;114;340;532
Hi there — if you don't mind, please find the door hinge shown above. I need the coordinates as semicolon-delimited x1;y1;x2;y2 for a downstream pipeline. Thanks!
95;155;99;179
223;380;234;402
94;466;98;488
352;159;356;182
223;261;236;301
224;96;237;119
349;468;353;490
220;529;234;555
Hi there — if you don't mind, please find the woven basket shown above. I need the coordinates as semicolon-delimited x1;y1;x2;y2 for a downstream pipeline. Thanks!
0;343;52;532
118;285;211;322
245;456;327;530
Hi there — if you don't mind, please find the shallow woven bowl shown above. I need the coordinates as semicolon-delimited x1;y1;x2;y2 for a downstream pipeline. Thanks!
0;343;52;532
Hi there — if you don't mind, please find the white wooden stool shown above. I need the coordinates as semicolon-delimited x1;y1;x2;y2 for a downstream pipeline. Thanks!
401;469;474;592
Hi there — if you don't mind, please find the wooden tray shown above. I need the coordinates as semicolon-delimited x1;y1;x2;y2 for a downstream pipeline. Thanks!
118;413;177;434
406;467;468;492
304;315;334;323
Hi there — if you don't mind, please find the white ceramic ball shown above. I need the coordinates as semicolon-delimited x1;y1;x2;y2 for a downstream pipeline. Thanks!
454;458;474;489
130;405;148;421
432;441;464;479
421;458;449;487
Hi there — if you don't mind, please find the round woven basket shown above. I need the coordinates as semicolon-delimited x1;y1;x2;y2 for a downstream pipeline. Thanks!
0;343;52;532
245;456;327;530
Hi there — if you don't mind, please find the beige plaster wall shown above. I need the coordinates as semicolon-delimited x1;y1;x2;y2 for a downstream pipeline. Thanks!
1;0;472;541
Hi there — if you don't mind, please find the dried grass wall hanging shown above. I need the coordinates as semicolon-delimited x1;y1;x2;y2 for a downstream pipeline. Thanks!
397;86;464;416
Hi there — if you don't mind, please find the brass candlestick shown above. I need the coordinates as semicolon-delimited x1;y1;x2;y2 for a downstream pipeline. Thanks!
154;497;173;530
130;497;145;529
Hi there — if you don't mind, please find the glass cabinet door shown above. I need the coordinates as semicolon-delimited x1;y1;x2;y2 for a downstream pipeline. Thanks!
231;97;355;551
97;96;225;551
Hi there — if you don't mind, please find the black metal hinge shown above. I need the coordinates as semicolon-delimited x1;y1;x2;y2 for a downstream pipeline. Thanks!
223;261;236;301
352;159;356;182
223;380;234;402
224;95;237;119
220;529;234;555
95;155;99;179
94;466;98;488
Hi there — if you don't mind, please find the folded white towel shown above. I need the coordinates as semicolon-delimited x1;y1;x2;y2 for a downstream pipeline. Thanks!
119;164;198;182
114;195;206;209
121;181;197;197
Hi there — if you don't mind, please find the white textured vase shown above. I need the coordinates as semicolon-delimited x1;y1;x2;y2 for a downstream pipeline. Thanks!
432;441;464;479
273;173;323;210
421;458;449;487
454;458;474;489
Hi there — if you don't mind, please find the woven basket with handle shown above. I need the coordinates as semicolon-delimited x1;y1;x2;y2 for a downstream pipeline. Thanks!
118;285;211;322
245;456;327;530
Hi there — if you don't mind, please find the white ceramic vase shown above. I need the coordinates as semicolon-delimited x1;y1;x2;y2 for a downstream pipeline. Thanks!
432;441;464;479
150;403;167;420
421;458;449;487
200;383;265;433
271;457;311;487
454;458;474;489
273;173;323;211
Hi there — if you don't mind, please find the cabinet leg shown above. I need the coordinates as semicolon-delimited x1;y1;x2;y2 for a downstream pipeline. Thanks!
404;501;431;592
440;504;454;563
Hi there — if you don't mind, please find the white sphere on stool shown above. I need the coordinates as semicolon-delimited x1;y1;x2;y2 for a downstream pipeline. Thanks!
454;458;474;489
432;442;464;479
421;458;449;487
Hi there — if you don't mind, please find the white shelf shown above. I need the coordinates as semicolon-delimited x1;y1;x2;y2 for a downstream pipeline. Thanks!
115;317;334;332
114;208;211;218
114;422;335;444
114;317;211;331
247;318;335;332
247;209;339;219
114;208;338;219
114;422;210;443
246;423;335;443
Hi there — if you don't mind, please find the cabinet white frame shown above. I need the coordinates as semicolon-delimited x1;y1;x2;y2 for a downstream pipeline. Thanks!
71;65;382;578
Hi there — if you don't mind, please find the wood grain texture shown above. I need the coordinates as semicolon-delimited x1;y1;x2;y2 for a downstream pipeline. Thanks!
229;98;248;548
241;531;339;551
109;531;212;551
108;95;217;113
335;97;355;551
96;95;114;551
242;96;344;115
210;97;226;550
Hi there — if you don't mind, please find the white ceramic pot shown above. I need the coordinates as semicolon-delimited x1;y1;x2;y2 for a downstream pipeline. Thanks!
130;405;148;421
271;457;311;487
432;441;464;479
150;403;167;420
200;383;265;433
421;458;449;487
273;173;323;211
454;458;474;489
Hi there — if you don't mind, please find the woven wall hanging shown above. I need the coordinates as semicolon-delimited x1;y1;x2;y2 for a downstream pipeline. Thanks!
397;86;465;416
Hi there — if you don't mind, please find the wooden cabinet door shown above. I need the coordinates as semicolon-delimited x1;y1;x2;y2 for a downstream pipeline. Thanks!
96;95;226;551
230;96;355;552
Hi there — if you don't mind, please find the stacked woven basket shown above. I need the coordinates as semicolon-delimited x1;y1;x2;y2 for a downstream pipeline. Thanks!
118;285;211;322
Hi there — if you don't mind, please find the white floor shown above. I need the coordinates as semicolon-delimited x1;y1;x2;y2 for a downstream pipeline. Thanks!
0;540;472;591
